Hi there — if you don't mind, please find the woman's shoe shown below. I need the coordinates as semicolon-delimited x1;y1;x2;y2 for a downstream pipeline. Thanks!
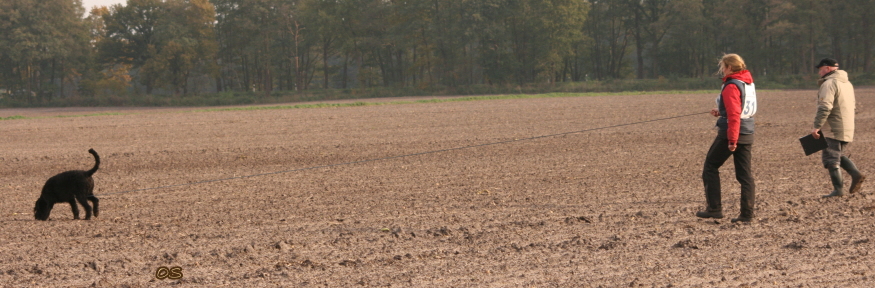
695;210;724;219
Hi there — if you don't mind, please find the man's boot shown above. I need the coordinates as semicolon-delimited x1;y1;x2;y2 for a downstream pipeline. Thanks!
850;175;866;194
841;156;866;194
823;167;845;197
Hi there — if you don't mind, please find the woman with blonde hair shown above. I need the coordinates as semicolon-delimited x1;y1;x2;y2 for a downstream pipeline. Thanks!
696;53;757;223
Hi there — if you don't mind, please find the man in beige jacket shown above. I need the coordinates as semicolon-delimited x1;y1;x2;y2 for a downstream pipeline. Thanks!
811;58;865;197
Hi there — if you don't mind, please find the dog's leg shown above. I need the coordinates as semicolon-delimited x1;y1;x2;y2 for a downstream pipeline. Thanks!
88;195;99;217
75;195;93;220
69;199;80;220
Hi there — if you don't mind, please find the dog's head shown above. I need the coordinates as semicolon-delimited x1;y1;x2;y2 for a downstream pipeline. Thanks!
33;198;49;221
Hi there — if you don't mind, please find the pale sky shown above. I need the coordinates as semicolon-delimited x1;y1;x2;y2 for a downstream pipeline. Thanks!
80;0;125;17
81;0;126;10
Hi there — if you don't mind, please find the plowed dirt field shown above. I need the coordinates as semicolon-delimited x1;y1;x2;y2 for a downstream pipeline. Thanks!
2;89;875;287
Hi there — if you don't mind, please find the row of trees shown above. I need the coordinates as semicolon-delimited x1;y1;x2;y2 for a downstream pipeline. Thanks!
2;0;874;101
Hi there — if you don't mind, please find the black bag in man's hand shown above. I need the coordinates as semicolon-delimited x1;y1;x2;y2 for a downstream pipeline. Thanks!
799;131;828;156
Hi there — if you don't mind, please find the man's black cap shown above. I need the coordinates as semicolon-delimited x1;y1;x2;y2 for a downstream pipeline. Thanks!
816;58;839;68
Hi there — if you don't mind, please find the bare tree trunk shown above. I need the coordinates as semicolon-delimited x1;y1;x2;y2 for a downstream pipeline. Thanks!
293;21;302;91
323;40;330;89
50;58;56;99
412;46;417;86
631;5;645;79
263;34;272;96
59;60;65;98
242;54;250;91
863;9;872;72
342;51;349;89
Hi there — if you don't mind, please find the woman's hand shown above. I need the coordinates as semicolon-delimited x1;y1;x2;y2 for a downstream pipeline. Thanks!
710;108;720;117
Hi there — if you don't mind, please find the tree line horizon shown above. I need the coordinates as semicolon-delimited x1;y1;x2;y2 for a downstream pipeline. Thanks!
1;0;873;103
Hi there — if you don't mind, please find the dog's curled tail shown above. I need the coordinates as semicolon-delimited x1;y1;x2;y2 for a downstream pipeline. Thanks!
86;148;100;177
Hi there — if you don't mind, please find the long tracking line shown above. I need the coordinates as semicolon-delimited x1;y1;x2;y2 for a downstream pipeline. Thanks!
98;111;709;197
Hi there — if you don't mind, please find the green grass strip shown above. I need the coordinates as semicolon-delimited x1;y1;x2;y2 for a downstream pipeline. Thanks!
1;115;26;120
195;90;720;113
3;90;730;120
54;112;128;118
0;113;128;121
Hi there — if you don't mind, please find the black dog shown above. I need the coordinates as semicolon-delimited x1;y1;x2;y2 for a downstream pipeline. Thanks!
34;149;100;221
